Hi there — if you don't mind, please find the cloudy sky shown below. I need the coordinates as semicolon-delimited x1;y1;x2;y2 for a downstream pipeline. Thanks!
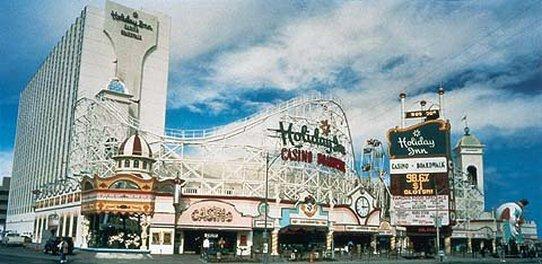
0;0;541;231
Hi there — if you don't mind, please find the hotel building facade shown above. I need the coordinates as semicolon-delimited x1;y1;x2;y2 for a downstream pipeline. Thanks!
7;1;170;234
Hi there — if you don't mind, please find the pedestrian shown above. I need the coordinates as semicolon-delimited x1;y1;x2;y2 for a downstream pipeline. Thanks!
58;238;69;263
217;237;225;262
370;239;377;256
218;237;225;250
347;241;354;260
202;237;210;260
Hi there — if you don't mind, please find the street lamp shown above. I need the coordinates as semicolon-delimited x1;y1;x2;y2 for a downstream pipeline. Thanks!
172;175;185;254
433;182;450;262
263;151;281;264
434;185;442;261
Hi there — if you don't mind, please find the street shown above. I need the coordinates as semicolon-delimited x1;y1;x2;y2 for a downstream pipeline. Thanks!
0;246;541;264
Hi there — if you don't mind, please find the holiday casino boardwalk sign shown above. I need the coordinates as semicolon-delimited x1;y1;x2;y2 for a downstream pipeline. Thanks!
271;121;346;172
387;120;450;159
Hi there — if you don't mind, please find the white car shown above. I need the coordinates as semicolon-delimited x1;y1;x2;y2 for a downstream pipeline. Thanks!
2;233;25;246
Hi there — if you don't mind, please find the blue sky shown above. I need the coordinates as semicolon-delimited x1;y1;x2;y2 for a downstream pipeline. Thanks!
0;1;541;233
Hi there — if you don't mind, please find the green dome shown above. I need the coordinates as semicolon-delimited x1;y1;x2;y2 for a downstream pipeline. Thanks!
457;127;482;147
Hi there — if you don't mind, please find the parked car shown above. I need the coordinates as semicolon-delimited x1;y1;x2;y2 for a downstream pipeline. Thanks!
43;236;74;255
20;233;33;243
1;233;25;246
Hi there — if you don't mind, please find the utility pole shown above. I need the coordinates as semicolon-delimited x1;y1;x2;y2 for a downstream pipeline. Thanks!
173;174;184;254
263;152;270;264
262;151;281;264
435;184;442;261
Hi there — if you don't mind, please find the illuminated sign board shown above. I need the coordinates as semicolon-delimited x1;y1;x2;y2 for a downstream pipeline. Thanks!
271;121;346;172
387;120;450;158
390;173;449;196
390;157;448;174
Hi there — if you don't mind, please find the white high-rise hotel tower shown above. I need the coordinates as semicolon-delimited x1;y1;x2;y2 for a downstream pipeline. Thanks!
7;1;170;233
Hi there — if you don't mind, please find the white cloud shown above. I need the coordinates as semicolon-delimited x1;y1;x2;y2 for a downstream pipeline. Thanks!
31;0;542;144
121;0;322;61
179;0;542;145
209;1;497;90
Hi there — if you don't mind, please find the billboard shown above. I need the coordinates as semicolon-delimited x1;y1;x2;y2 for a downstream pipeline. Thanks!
387;120;450;159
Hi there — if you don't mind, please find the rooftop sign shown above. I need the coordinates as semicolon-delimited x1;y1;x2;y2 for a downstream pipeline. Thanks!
272;121;346;155
271;121;346;172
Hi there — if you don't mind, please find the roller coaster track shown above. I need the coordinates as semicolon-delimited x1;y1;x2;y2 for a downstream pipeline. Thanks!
64;94;364;205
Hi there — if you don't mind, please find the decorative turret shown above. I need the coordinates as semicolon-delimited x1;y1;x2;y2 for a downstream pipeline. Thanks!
113;132;155;178
454;124;485;195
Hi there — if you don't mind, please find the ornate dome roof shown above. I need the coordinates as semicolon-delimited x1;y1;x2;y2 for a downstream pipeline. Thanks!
456;127;482;148
117;133;153;158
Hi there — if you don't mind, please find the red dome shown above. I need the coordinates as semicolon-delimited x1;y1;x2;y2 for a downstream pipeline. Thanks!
117;133;152;158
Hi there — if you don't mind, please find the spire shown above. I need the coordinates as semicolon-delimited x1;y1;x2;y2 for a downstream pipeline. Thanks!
461;115;469;135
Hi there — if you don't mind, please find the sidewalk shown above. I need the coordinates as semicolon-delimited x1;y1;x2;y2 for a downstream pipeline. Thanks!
1;246;541;264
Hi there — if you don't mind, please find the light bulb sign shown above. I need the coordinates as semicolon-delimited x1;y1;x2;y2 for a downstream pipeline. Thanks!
390;173;449;196
387;120;450;158
271;121;346;172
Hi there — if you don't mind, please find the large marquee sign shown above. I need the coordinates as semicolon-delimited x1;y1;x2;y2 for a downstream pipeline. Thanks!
387;120;450;158
387;119;452;227
272;121;346;172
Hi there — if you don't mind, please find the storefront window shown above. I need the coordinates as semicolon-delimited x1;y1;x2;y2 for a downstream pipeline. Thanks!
163;232;172;244
240;235;247;246
88;213;142;249
152;232;160;245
